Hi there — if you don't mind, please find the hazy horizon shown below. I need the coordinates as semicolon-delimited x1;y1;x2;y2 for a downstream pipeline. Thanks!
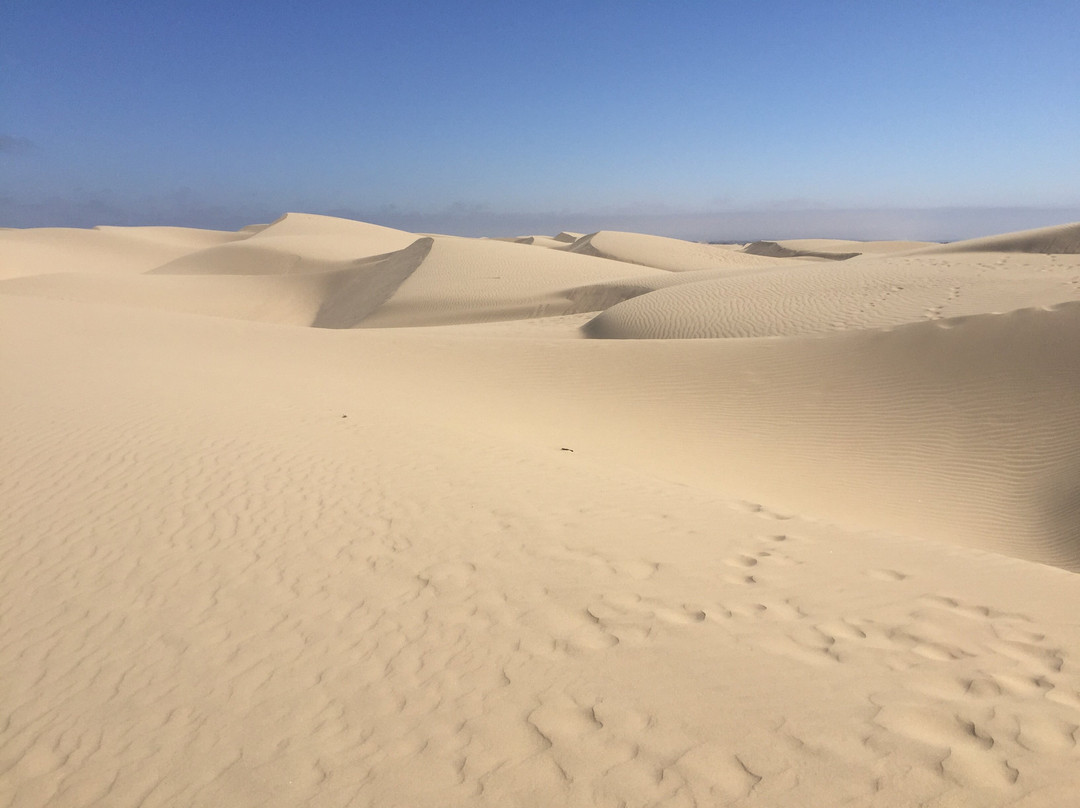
3;194;1079;244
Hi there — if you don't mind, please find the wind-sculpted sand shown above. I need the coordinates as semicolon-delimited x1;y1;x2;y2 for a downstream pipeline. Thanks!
2;214;1079;807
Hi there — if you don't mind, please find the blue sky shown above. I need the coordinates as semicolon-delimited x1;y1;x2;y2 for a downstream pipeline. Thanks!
3;0;1079;238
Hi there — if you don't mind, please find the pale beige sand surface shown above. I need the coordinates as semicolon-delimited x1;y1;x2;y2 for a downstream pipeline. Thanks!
0;225;244;280
582;250;1080;338
742;239;938;261
563;230;791;272
2;216;1080;807
914;221;1080;255
771;238;937;255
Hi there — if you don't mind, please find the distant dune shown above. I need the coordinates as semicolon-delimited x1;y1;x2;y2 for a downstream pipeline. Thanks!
3;215;1079;808
564;229;789;272
583;234;1080;340
914;220;1080;254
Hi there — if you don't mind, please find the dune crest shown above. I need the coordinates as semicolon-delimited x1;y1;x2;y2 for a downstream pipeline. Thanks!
565;229;790;272
742;239;861;260
0;224;243;280
915;220;1080;254
584;247;1080;339
312;237;434;327
149;212;420;275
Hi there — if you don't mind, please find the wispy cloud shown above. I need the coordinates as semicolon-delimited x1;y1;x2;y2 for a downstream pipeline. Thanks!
0;135;35;155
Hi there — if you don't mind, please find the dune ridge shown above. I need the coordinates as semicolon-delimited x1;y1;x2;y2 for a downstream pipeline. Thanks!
582;248;1080;339
760;238;936;256
742;239;861;260
0;234;672;328
0;224;244;280
563;229;791;272
915;220;1080;254
147;212;420;276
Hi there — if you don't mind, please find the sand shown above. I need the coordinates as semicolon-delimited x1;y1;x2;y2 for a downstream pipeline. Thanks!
2;214;1079;807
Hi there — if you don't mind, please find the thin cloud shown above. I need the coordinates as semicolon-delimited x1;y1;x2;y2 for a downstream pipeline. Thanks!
0;135;35;155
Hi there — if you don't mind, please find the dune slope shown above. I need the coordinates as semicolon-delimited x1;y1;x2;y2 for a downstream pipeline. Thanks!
584;249;1080;338
915;221;1080;254
565;229;791;272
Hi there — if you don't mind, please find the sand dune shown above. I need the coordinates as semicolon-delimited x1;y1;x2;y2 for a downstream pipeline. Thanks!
768;238;936;255
584;249;1080;338
147;212;420;276
578;305;1080;568
0;224;243;280
0;231;674;328
916;220;1080;254
554;230;584;243
492;235;570;249
564;229;791;272
742;239;862;260
0;238;434;328
3;214;1080;808
0;269;327;325
356;235;673;328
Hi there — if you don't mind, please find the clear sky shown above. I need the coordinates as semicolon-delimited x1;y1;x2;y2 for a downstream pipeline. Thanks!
3;0;1079;239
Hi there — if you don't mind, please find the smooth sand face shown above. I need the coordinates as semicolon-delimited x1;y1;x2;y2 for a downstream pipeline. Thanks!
2;215;1080;807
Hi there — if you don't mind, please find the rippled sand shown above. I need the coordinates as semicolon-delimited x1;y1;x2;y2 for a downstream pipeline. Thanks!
3;215;1079;807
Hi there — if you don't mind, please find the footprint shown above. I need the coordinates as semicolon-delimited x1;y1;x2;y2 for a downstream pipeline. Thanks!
1015;715;1080;753
920;595;960;608
918;594;1032;623
654;605;708;625
417;560;476;588
673;744;763;800
723;574;757;586
761;599;806;620
520;603;619;657
728;603;768;619
754;548;798;567
867;569;908;582
528;694;603;743
987;639;1064;673
757;634;838;666
816;619;867;641
611;558;660;580
872;702;994;752
591;701;651;734
564;626;620;654
729;500;793;520
589;593;708;635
